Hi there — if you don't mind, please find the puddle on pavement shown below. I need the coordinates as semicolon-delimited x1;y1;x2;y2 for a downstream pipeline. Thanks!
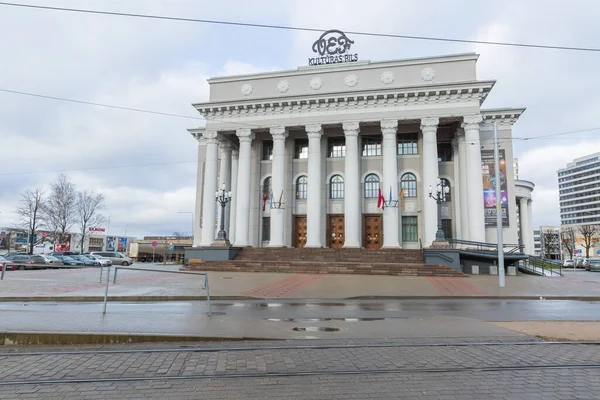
292;327;340;332
266;318;385;322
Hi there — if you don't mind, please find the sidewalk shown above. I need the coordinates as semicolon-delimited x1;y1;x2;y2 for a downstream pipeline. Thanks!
0;265;599;300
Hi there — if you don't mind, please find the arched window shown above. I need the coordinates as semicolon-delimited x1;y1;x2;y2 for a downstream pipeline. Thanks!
262;177;271;195
364;174;380;198
440;178;451;202
296;176;308;199
401;173;417;197
330;175;344;199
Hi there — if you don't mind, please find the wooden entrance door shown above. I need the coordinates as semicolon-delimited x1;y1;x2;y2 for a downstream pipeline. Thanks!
327;214;345;248
293;215;307;248
363;214;383;249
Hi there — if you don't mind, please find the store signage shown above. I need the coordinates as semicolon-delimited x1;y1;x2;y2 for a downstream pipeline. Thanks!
88;227;106;232
309;29;358;66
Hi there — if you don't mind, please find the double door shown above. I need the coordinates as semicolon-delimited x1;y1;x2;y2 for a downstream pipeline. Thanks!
293;216;307;248
327;214;345;248
363;214;383;249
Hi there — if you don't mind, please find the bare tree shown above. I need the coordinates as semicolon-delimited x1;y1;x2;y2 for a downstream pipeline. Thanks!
541;229;558;259
43;174;77;244
15;187;45;254
75;190;106;252
561;227;575;259
577;224;600;258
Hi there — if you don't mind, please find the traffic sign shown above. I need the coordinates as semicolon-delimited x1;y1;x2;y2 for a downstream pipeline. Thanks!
169;246;174;251
151;241;158;247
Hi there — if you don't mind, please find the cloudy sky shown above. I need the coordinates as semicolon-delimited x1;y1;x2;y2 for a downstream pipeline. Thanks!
1;0;599;238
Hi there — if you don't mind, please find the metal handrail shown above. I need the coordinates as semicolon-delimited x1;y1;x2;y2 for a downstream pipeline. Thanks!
447;239;524;254
102;266;211;315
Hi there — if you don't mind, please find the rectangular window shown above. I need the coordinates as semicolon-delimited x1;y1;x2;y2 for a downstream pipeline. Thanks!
262;140;273;161
402;216;418;242
441;219;452;239
397;133;418;155
328;137;346;158
294;139;309;159
89;238;103;246
437;143;452;161
361;136;382;156
262;217;271;241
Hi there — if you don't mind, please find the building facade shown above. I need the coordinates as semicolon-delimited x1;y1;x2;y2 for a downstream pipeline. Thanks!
559;153;600;226
533;226;561;259
189;52;535;251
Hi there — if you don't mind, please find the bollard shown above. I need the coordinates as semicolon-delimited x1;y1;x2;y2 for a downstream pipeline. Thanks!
113;267;118;284
103;266;110;315
205;273;211;317
0;263;6;280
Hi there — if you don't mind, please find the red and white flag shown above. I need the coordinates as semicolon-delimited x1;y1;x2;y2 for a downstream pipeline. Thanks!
377;188;386;210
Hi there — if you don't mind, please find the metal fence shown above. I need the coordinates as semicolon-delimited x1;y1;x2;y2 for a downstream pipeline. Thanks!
101;266;211;316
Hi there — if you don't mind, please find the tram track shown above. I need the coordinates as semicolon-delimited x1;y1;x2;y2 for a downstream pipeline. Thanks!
1;340;599;357
1;363;600;386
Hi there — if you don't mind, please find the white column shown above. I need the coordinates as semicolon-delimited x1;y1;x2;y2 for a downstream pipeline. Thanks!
268;126;288;247
527;199;534;254
343;121;361;248
229;149;239;245
200;130;219;246
381;119;400;248
457;129;469;240
519;197;529;254
305;124;323;247
421;117;439;247
217;140;232;239
191;133;205;247
463;114;486;242
452;137;462;240
234;128;254;247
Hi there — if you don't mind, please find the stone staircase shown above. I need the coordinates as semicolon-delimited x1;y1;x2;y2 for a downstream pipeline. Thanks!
185;248;464;277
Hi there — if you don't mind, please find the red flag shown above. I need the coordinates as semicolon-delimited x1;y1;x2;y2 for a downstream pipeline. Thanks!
262;193;268;211
377;188;385;210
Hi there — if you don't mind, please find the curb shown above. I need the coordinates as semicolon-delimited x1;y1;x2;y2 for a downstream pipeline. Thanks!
0;331;272;346
0;295;599;302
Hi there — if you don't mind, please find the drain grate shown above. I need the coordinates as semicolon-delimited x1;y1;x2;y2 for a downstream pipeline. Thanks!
292;327;340;332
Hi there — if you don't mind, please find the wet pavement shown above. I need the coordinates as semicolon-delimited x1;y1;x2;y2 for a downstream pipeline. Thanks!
0;264;599;300
0;299;599;341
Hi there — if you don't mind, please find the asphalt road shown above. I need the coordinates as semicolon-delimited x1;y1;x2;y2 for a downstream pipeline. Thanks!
1;298;599;321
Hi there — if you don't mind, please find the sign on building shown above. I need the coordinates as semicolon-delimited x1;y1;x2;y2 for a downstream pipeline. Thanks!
309;30;359;66
481;149;509;227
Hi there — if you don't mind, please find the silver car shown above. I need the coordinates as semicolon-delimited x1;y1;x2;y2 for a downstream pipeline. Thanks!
86;254;112;267
89;252;133;266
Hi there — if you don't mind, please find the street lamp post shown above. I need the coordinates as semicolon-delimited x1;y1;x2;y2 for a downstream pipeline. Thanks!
428;178;450;241
215;183;232;242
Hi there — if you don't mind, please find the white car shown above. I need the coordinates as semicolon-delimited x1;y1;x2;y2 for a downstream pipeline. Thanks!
563;259;575;267
86;254;112;266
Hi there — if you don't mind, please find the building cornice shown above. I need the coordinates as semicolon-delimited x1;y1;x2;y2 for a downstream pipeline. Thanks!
481;108;526;126
194;80;495;122
207;53;480;83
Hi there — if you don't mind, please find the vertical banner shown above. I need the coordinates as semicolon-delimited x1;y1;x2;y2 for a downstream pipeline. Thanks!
106;237;116;251
481;149;509;227
118;237;127;252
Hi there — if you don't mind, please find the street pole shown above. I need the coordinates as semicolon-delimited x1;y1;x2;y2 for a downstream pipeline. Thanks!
494;121;506;288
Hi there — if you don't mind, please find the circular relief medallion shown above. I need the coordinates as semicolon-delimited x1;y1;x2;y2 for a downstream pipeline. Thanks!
344;74;358;87
421;67;436;81
309;77;323;90
380;70;395;84
276;80;290;93
240;83;253;96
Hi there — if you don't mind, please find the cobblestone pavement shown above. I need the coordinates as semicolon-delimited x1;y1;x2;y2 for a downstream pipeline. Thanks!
1;339;599;399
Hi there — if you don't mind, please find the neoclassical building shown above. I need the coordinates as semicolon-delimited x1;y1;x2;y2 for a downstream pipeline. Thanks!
188;53;535;251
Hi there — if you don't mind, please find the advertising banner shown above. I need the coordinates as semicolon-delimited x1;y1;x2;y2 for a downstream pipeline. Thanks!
106;237;116;251
118;237;127;252
481;149;509;227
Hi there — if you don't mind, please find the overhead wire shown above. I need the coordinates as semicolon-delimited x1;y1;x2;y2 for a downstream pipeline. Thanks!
1;2;600;53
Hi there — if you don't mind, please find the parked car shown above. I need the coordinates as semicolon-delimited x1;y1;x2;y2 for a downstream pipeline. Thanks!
70;255;100;266
86;254;112;266
36;255;64;266
53;256;85;266
586;259;600;272
88;252;133;266
563;259;575;267
0;255;15;271
8;254;49;270
50;251;80;257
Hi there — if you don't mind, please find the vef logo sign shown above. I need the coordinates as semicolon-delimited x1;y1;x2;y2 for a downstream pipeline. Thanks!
309;29;359;66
